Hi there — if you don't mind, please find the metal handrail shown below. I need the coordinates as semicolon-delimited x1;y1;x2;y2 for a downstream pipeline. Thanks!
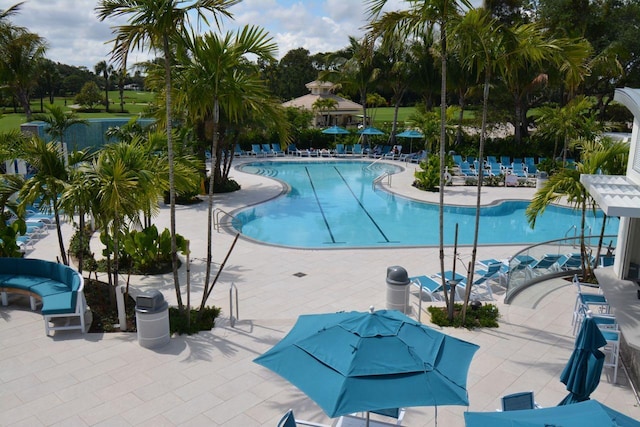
229;282;239;327
372;171;391;190
364;156;385;170
214;208;238;232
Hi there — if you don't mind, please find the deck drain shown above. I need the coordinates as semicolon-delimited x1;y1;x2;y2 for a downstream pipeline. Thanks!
293;272;307;278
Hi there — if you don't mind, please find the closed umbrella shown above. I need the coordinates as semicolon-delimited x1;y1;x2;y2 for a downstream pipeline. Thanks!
254;309;479;424
558;316;607;405
464;399;640;427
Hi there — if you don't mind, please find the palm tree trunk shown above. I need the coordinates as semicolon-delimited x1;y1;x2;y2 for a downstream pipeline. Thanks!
462;71;491;322
202;99;219;311
53;200;68;265
439;21;450;313
163;35;183;310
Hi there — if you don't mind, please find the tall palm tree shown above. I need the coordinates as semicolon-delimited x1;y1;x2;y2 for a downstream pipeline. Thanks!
94;60;114;112
526;139;629;281
174;25;282;310
368;0;472;314
17;137;71;265
33;103;88;158
0;27;47;120
96;0;239;310
312;97;338;126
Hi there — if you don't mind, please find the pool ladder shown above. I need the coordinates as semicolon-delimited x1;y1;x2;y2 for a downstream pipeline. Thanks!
563;224;593;248
213;208;238;232
372;172;392;190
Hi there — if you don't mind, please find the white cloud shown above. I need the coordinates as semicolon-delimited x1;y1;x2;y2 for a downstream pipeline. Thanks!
7;0;461;68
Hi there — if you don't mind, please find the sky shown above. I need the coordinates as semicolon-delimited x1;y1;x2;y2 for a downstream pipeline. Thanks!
8;0;408;70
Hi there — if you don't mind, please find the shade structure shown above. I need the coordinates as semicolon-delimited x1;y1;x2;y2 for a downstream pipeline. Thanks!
396;129;424;139
321;125;350;135
357;126;385;135
464;400;640;427
558;316;607;405
253;309;479;418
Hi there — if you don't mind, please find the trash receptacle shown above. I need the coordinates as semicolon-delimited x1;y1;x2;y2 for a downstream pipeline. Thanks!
135;290;170;349
386;266;410;314
536;171;548;189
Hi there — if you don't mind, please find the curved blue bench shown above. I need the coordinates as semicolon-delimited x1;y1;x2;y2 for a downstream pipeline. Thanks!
0;258;86;335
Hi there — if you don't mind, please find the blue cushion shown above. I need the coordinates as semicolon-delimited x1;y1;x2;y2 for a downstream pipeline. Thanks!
30;280;71;297
2;275;52;291
41;291;76;315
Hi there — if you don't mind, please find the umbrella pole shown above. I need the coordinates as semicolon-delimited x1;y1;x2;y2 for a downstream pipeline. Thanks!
366;411;370;427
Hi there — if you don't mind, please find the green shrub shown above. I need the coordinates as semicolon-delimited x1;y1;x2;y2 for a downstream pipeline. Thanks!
427;303;500;329
169;305;221;335
121;225;187;274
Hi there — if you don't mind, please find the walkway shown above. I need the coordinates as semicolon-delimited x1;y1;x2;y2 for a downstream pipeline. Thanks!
1;157;637;426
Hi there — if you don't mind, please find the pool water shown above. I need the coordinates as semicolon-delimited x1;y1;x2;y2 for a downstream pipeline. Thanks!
233;161;619;248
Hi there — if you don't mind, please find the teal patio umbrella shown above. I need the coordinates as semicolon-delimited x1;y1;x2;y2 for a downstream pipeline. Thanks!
464;399;640;427
357;126;385;135
254;309;479;423
558;316;607;405
396;129;424;153
322;125;350;145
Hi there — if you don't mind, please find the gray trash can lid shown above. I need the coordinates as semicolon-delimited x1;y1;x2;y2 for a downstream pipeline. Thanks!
386;265;409;285
136;290;168;313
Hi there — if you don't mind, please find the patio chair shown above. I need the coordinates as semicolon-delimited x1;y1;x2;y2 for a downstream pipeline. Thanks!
287;144;300;155
500;391;540;411
272;144;286;157
410;275;446;301
262;144;275;157
524;254;562;279
277;409;330;427
352;144;363;156
571;274;609;328
511;163;527;178
410;150;426;163
458;161;477;177
599;326;621;383
556;253;583;270
500;156;511;168
234;144;247;157
251;144;264;157
334;144;346;157
452;154;463;167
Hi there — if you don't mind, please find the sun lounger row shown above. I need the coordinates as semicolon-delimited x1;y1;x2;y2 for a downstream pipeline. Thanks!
452;155;543;178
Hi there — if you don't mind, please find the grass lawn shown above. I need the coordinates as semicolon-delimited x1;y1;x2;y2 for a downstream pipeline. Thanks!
0;90;156;132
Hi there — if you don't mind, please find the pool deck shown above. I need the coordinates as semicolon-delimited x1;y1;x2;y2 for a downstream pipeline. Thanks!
1;156;638;426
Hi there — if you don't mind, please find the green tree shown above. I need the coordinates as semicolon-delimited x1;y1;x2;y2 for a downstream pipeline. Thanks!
526;139;629;281
33;103;88;155
95;60;114;112
96;0;238;311
174;25;283;311
312;97;338;126
75;81;103;110
276;47;318;100
17;137;71;265
368;0;472;318
0;26;48;120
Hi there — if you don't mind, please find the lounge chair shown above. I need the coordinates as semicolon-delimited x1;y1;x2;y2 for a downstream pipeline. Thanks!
234;144;248;157
287;144;300;155
272;144;286;157
500;156;511;168
277;409;329;427
351;144;363;156
334;144;346;157
458;161;476;177
376;145;392;158
25;210;55;227
251;144;264;157
486;155;497;166
526;162;538;176
410;150;426;164
524;157;535;167
262;144;275;157
524;254;562;279
511;162;527;178
500;391;540;411
556;253;583;270
410;275;446;301
452;154;463;168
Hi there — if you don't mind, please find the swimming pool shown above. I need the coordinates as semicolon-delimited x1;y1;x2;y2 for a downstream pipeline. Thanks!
233;161;619;248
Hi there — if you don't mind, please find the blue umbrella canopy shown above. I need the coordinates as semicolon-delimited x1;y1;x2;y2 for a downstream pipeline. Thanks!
558;317;607;405
322;125;350;135
357;126;385;135
464;399;640;427
253;309;479;418
396;129;424;139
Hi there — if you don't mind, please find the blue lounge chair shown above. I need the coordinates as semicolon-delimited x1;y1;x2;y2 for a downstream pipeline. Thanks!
525;254;562;279
271;144;285;157
234;144;247;157
410;150;426;164
458;161;477;177
511;162;527;178
500;156;511;167
452;154;463;167
287;144;299;155
556;253;583;270
351;144;363;156
262;144;275;157
524;157;535;167
410;275;447;301
251;144;264;157
526;162;538;176
334;143;346;157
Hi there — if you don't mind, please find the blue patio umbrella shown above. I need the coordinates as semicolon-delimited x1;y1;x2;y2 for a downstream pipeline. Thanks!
395;129;424;153
464;399;640;427
558;316;607;405
253;309;479;421
357;126;385;135
321;125;350;135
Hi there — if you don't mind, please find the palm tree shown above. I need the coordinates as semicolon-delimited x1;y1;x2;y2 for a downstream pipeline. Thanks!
526;139;629;281
0;26;47;120
451;8;501;318
94;60;114;112
17;137;71;265
96;0;239;310
368;0;472;316
312;97;338;126
33;103;88;158
173;25;282;310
